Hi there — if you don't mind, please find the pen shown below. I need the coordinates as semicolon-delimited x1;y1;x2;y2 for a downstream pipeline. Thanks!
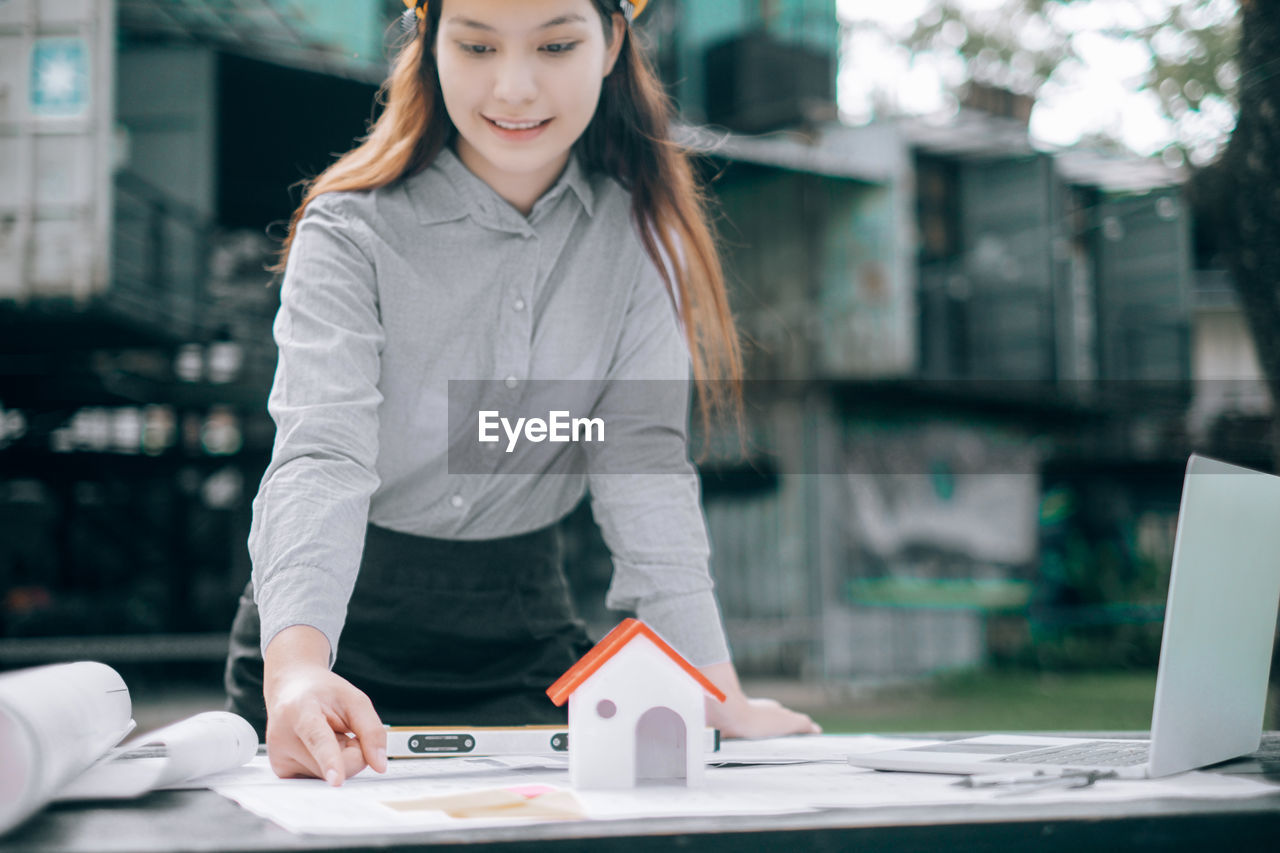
954;769;1118;796
955;769;1061;787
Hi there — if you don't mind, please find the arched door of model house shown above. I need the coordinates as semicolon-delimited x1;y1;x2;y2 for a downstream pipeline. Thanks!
635;706;687;782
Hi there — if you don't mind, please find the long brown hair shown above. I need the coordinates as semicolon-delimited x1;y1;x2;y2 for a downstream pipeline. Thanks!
269;0;741;423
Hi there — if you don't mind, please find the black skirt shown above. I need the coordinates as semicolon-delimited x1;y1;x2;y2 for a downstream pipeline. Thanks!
224;522;594;739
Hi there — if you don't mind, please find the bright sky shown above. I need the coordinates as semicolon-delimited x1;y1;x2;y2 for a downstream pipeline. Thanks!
835;0;1238;164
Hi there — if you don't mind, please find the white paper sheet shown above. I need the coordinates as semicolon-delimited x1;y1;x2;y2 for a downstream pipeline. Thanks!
214;759;580;835
714;760;1279;809
194;753;566;789
713;734;943;764
210;737;1280;836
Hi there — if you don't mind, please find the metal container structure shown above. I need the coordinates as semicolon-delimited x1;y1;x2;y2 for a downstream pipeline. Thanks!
0;0;394;350
660;0;839;125
1;0;215;347
708;123;914;380
957;153;1062;382
1094;188;1193;385
918;152;1066;384
0;0;115;309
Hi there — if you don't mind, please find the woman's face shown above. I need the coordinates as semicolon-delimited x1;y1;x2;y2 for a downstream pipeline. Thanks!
434;0;625;211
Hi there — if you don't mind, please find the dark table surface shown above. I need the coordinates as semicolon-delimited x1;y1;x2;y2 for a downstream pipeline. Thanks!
4;732;1280;853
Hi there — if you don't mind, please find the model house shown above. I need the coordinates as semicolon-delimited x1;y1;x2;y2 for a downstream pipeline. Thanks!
546;618;727;789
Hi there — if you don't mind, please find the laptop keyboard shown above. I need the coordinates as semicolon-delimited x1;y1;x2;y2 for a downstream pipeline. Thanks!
988;741;1151;767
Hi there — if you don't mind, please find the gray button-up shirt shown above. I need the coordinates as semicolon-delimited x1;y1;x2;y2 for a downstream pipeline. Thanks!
249;145;731;668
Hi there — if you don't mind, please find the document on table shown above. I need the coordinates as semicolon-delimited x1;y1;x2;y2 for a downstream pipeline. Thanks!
208;736;1280;836
212;758;819;835
712;734;943;764
195;753;567;789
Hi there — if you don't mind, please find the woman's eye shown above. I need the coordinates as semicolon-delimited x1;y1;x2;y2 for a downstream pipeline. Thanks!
542;41;579;54
460;43;493;55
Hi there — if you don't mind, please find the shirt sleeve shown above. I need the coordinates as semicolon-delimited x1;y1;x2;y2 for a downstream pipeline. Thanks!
248;193;384;667
584;247;732;667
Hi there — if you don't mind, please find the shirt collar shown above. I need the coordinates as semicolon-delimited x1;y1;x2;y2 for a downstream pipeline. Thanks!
410;145;596;231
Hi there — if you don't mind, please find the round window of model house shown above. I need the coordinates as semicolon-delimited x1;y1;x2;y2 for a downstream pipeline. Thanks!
596;699;617;718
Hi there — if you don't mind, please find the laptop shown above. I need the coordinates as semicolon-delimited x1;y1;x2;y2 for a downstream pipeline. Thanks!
847;453;1280;780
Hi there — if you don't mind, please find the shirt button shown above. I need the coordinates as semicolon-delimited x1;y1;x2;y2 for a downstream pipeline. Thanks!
450;494;464;508
513;298;526;312
504;376;519;389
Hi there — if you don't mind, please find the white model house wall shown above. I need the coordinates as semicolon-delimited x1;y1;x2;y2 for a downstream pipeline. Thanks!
566;636;706;788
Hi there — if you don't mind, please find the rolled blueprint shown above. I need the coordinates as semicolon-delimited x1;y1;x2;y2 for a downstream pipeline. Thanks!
57;711;259;799
0;661;134;835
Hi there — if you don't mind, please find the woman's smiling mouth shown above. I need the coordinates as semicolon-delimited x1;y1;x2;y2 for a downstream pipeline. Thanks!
484;116;553;140
487;116;550;129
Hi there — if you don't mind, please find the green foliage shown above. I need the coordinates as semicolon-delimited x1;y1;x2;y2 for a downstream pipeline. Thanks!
807;668;1161;733
846;0;1241;163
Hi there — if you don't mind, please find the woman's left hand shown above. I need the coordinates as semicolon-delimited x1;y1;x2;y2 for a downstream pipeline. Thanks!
699;661;822;739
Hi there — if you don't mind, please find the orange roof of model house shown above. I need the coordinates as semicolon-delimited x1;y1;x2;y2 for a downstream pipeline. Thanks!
546;618;727;706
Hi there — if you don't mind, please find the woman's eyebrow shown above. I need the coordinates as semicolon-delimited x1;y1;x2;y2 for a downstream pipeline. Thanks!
538;13;588;28
446;13;588;32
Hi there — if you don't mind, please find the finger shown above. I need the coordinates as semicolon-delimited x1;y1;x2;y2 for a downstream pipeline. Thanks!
266;721;319;780
316;715;369;777
341;691;388;773
269;738;338;781
795;710;821;734
780;707;815;734
339;734;371;778
796;712;821;735
268;750;313;780
296;709;347;786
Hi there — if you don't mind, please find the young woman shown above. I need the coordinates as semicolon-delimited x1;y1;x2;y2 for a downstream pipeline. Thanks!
224;0;819;786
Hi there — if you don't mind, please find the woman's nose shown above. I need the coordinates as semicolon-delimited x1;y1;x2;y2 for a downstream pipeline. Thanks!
492;56;538;104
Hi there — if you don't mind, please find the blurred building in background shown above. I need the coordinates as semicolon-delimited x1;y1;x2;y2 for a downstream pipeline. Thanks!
604;0;1263;681
0;0;394;670
0;0;1267;684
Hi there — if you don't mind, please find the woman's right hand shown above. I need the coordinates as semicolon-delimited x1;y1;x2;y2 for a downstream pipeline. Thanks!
263;625;388;785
